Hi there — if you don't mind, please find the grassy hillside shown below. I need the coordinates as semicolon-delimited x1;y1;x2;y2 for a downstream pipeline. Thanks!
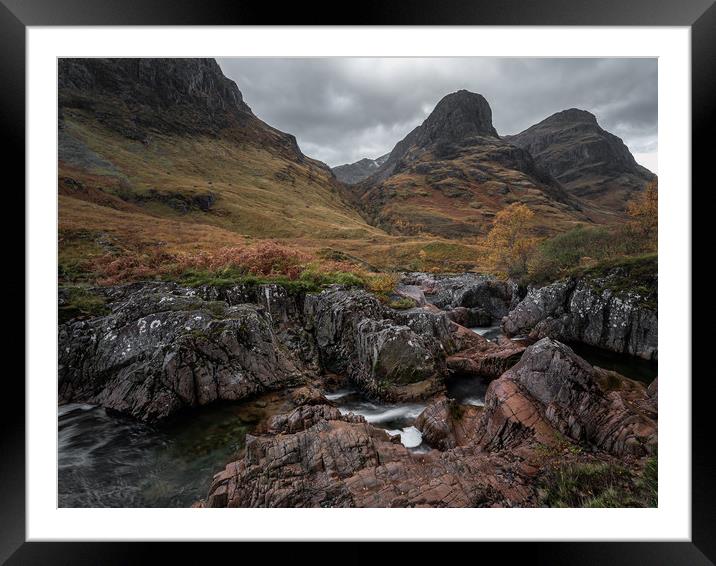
352;141;592;238
60;111;385;240
58;116;497;279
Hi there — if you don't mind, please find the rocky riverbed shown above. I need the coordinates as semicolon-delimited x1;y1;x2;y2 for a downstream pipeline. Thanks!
58;269;658;508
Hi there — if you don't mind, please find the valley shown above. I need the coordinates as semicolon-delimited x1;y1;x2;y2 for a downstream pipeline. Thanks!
57;58;658;509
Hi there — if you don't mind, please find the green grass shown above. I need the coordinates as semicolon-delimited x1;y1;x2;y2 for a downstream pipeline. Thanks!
571;253;657;309
176;266;365;294
639;453;658;507
387;297;417;310
527;223;657;286
58;228;111;283
538;459;657;508
59;286;109;323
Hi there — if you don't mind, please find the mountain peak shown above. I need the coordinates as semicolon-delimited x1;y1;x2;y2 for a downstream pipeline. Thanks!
542;108;598;125
58;58;253;138
417;90;499;145
507;107;656;210
332;153;390;184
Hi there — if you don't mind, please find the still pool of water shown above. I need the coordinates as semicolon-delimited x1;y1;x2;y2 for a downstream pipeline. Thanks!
445;374;490;407
568;342;658;384
59;402;254;508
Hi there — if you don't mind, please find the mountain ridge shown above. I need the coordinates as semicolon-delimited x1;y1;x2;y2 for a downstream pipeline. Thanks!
504;107;655;210
57;59;656;275
342;90;591;238
333;153;390;184
58;58;388;264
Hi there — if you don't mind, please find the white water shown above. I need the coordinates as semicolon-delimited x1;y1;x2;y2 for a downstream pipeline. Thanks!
323;389;356;401
469;325;503;341
338;402;426;425
331;390;427;449
385;426;423;448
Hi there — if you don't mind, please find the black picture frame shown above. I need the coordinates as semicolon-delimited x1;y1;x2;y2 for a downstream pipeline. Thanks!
5;0;711;562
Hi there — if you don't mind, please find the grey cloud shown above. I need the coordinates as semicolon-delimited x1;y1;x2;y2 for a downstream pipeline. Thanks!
218;57;657;169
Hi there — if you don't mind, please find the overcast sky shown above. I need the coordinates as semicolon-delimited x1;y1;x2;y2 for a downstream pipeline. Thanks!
218;58;657;173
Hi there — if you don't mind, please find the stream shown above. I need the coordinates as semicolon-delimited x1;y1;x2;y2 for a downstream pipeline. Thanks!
58;324;657;507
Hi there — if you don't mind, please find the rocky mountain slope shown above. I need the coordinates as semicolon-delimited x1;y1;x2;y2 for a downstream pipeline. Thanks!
58;58;387;262
344;90;591;238
332;153;389;184
504;108;656;212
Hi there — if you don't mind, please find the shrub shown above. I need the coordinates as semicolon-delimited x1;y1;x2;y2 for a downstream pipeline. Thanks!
388;297;416;310
91;241;311;285
364;272;399;296
527;216;658;285
528;225;618;283
297;262;365;289
626;180;658;250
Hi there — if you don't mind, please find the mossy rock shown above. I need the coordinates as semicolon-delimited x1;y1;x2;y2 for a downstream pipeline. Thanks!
58;286;109;323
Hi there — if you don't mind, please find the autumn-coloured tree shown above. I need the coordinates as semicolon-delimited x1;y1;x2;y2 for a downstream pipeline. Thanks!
486;203;539;279
626;180;658;250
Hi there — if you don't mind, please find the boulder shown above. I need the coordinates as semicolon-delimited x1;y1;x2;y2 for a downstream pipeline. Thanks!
444;306;492;327
304;288;449;400
401;272;522;320
394;284;427;306
477;338;657;456
414;396;481;450
59;285;310;421
446;337;527;380
502;274;657;360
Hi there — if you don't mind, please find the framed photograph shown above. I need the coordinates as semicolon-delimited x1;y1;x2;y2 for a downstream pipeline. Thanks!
6;0;711;562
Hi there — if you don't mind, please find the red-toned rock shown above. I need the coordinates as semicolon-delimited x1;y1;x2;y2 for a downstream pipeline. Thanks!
477;338;657;456
446;338;526;380
198;339;657;508
204;403;536;508
414;396;481;450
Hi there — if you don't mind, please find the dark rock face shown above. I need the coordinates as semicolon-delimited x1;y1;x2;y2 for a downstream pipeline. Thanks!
60;282;463;420
58;284;310;422
58;58;304;159
477;338;657;457
409;90;499;147
505;108;656;211
502;274;657;360
332;154;389;185
59;58;250;114
402;272;523;321
201;337;656;508
304;288;452;400
59;58;251;137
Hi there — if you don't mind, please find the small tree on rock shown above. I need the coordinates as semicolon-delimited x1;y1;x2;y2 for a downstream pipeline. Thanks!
626;180;658;251
486;203;539;279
